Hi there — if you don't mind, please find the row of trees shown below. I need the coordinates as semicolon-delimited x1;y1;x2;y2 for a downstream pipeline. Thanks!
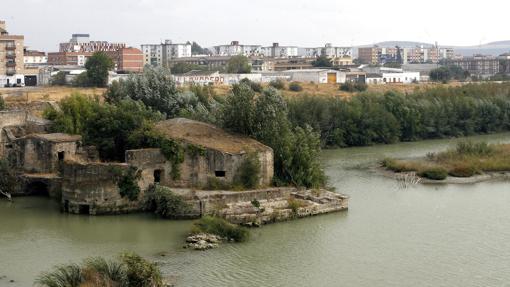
287;83;510;147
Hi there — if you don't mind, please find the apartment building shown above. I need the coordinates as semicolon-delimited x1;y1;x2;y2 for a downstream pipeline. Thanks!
141;40;191;67
212;41;262;57
358;45;454;65
448;55;501;76
59;34;126;53
0;20;25;87
261;43;298;58
24;49;47;66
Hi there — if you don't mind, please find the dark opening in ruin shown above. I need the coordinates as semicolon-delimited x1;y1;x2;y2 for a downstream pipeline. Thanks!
58;151;65;161
78;204;90;215
154;169;162;183
25;181;49;196
215;171;226;177
63;200;69;213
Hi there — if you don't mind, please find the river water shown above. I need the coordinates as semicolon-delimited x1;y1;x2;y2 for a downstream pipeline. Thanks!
2;133;510;287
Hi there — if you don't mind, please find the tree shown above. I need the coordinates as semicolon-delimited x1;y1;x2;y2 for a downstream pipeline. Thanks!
429;66;451;83
226;55;251;73
312;55;332;67
105;67;200;118
191;41;206;55
85;52;114;87
50;71;67;86
221;83;255;135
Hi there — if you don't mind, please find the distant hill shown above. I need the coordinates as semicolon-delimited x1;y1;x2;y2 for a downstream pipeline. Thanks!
354;41;510;57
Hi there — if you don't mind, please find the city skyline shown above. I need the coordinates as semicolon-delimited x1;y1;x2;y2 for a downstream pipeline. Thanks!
2;0;510;51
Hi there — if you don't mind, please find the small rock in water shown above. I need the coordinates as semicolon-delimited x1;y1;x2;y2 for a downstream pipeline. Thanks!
184;233;222;250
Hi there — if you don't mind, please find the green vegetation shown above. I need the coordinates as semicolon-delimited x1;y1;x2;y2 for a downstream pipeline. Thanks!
221;85;327;188
312;55;332;67
145;185;192;219
429;66;469;83
106;67;203;119
287;83;510;148
383;141;510;180
44;93;184;171
85;52;115;87
50;71;67;86
339;82;368;92
287;198;305;214
226;55;251;74
269;79;286;90
234;153;261;189
191;216;249;242
0;96;5;110
72;72;90;87
418;167;448;180
239;78;262;93
35;253;163;287
117;167;142;201
288;82;303;92
190;41;208;55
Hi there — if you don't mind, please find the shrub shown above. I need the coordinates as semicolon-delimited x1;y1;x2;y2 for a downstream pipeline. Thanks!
120;252;163;287
50;71;67;86
204;177;232;190
36;264;83;287
72;72;90;87
449;165;478;177
239;78;263;93
36;253;163;287
269;79;286;90
191;216;249;242
117;167;141;201
419;167;448;180
287;198;305;214
0;96;5;110
455;141;494;156
288;82;303;92
339;82;367;92
234;153;260;189
145;185;192;218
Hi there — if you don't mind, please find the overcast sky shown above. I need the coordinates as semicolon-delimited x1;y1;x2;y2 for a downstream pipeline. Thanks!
2;0;509;51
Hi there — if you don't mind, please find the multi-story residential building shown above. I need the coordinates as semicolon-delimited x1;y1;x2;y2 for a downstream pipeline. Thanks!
213;41;262;57
48;34;143;72
261;43;298;58
448;55;500;76
48;49;143;73
359;45;454;65
358;47;380;65
0;20;25;87
141;40;191;67
59;34;126;53
24;49;47;66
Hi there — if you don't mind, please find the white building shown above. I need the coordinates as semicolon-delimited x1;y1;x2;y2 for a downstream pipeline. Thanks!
365;72;420;85
24;50;47;66
283;69;346;84
298;44;352;58
261;43;298;58
213;41;262;57
141;40;191;67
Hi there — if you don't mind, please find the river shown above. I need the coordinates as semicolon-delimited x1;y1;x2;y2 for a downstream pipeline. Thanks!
2;133;510;287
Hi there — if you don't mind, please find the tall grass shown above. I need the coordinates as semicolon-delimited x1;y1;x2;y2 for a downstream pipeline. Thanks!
383;141;510;180
35;253;162;287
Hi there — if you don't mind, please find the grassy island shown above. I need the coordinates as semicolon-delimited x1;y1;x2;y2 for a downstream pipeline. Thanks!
382;141;510;180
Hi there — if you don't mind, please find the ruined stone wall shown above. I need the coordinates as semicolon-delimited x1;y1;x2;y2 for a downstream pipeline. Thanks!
15;138;79;173
0;110;27;158
126;146;274;189
61;162;145;215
